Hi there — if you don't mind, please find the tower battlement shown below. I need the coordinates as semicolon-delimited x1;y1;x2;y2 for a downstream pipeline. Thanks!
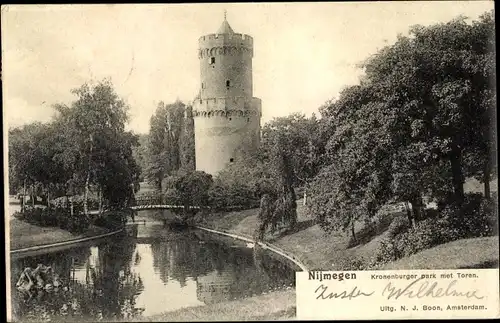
192;97;261;117
198;34;253;59
199;33;253;45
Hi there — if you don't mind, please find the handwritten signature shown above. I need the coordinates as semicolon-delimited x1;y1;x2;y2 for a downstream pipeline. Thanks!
382;277;484;300
315;277;484;301
315;284;374;300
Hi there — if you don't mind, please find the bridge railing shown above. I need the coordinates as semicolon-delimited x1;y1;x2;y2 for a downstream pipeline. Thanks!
133;192;259;212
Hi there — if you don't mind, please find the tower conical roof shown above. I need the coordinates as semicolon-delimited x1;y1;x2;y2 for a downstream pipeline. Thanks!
217;11;234;34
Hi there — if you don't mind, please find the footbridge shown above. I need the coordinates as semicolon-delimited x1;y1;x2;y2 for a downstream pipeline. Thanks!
130;194;205;211
88;193;247;216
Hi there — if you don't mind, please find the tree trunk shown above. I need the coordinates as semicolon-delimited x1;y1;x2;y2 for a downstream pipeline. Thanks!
69;196;74;217
410;194;424;223
22;179;26;212
31;185;35;207
83;172;90;216
83;135;93;216
351;221;356;242
449;145;465;206
303;189;307;206
98;186;103;214
404;201;415;228
484;165;491;199
47;190;50;208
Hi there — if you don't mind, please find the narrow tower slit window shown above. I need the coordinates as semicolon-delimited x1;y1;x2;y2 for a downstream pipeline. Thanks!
229;158;234;163
210;57;215;65
226;80;230;89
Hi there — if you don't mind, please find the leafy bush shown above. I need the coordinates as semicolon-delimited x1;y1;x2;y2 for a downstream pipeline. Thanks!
14;206;91;234
335;256;369;271
394;217;458;259
374;193;497;266
209;158;277;212
386;215;411;239
375;215;453;265
374;238;399;264
164;188;182;205
208;182;260;211
441;193;497;239
209;185;259;210
372;215;413;263
164;171;213;208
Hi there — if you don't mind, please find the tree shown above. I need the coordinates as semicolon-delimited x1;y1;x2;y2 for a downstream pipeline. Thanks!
145;100;195;192
180;105;196;171
309;12;495;235
209;154;275;210
172;171;213;213
261;113;325;190
94;131;141;209
271;133;298;230
131;134;149;182
311;85;394;236
361;11;495;208
46;79;139;214
9;122;70;209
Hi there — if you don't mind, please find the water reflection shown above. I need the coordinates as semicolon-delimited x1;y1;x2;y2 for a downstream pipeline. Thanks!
11;214;296;322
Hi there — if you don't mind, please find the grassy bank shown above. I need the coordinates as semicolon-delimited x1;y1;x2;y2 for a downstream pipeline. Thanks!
199;202;387;270
382;236;499;270
199;201;499;270
135;289;295;322
9;218;110;251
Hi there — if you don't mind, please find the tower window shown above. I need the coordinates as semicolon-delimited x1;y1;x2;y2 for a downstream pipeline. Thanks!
201;82;205;89
229;158;234;163
210;57;215;64
226;80;230;88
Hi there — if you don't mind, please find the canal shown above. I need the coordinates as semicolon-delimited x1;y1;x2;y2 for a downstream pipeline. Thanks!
10;209;297;321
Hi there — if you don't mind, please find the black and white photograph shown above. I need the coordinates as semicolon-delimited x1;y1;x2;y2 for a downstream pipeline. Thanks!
2;2;498;321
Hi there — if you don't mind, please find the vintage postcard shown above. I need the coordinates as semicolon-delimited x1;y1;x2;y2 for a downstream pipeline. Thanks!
2;2;498;322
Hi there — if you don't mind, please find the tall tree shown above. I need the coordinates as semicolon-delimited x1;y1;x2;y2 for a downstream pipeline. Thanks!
131;134;149;182
180;105;196;171
145;100;195;191
362;11;495;208
261;113;326;192
52;79;134;214
309;11;495;234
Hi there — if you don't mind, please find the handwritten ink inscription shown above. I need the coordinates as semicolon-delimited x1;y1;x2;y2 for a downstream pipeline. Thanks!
315;284;374;300
314;277;483;301
382;277;484;300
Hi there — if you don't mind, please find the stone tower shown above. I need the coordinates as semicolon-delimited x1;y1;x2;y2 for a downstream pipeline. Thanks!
192;13;262;176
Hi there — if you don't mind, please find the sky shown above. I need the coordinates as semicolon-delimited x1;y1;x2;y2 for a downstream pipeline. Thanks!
1;2;494;134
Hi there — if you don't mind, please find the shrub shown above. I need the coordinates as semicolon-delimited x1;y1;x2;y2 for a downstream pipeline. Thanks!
164;188;182;205
208;182;260;211
441;193;497;239
374;214;456;265
335;256;369;271
374;193;498;267
93;216;120;230
374;238;399;264
386;215;410;239
93;210;129;229
14;206;91;234
394;217;458;259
